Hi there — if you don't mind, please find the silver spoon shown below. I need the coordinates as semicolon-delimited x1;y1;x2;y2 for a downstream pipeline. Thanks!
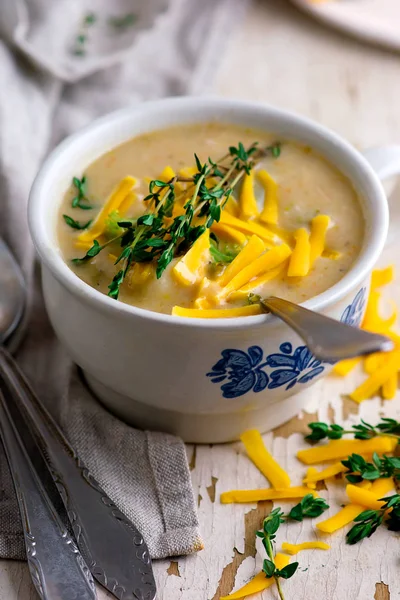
261;296;393;362
0;239;96;600
0;238;156;600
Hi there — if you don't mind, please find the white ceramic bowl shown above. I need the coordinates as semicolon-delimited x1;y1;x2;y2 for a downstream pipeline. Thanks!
29;98;393;443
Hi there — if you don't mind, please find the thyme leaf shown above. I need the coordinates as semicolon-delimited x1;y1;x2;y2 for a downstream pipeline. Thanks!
346;494;400;544
287;494;329;521
63;215;92;230
71;176;94;210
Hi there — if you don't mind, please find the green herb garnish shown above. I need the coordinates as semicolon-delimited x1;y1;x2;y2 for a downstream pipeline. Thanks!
346;494;400;544
287;493;329;521
63;215;92;230
84;12;97;25
71;140;282;299
108;13;137;30
342;452;400;483
247;293;261;305
71;237;120;265
71;176;93;210
254;496;327;598
305;418;400;443
104;210;136;238
209;238;239;265
267;142;281;158
72;12;97;56
256;508;298;600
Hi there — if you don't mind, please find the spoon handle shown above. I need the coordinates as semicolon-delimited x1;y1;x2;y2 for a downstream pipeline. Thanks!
0;386;96;600
0;348;156;600
261;297;394;362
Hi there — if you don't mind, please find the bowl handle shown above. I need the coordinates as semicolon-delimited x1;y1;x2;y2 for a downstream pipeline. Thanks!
362;145;400;181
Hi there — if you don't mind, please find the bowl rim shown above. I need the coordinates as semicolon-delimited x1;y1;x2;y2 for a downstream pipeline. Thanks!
28;97;388;330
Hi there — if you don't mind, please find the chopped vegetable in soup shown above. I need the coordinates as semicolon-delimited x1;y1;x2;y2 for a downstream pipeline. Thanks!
58;123;364;316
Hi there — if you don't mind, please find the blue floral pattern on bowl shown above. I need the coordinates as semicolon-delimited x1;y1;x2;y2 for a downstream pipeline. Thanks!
207;287;367;399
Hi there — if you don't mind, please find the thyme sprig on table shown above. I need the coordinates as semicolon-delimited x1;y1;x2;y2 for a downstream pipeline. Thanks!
257;509;297;600
342;452;400;483
72;141;281;299
346;494;400;545
255;496;328;599
305;418;400;443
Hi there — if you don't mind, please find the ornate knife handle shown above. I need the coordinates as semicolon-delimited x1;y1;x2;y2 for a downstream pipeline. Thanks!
0;386;96;600
0;348;156;600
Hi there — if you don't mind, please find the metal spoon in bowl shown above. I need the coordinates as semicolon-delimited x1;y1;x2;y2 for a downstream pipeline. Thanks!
261;296;393;362
0;238;156;600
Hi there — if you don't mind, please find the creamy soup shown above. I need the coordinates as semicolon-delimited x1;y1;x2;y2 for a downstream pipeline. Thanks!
58;123;364;316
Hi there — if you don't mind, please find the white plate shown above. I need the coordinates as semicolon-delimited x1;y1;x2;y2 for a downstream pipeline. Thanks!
290;0;400;52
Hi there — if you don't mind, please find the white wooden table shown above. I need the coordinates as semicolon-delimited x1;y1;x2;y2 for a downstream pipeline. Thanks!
3;1;400;598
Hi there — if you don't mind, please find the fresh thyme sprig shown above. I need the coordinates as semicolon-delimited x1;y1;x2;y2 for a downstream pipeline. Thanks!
342;452;400;483
255;496;327;599
305;418;400;443
71;141;281;299
63;214;92;230
71;176;94;210
346;494;400;544
257;509;298;600
71;236;122;265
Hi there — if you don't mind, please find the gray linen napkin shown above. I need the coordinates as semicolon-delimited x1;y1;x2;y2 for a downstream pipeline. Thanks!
0;0;247;560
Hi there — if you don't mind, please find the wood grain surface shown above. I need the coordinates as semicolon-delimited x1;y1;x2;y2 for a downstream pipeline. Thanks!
3;0;400;598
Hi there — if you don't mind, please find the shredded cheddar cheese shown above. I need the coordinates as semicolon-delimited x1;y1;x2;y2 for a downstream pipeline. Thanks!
346;481;394;510
218;235;265;288
257;169;278;225
305;467;318;489
371;265;394;289
172;229;210;286
220;554;290;600
309;215;330;265
382;373;398;399
333;267;399;401
369;477;395;496
77;176;136;244
288;228;311;277
211;222;247;245
281;541;330;555
240;429;291;489
316;504;365;534
219;244;292;299
239;171;259;219
296;436;397;464
363;353;384;375
237;262;288;294
362;290;397;333
220;487;317;504
219;212;276;245
303;462;347;485
349;352;400;403
316;478;394;534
